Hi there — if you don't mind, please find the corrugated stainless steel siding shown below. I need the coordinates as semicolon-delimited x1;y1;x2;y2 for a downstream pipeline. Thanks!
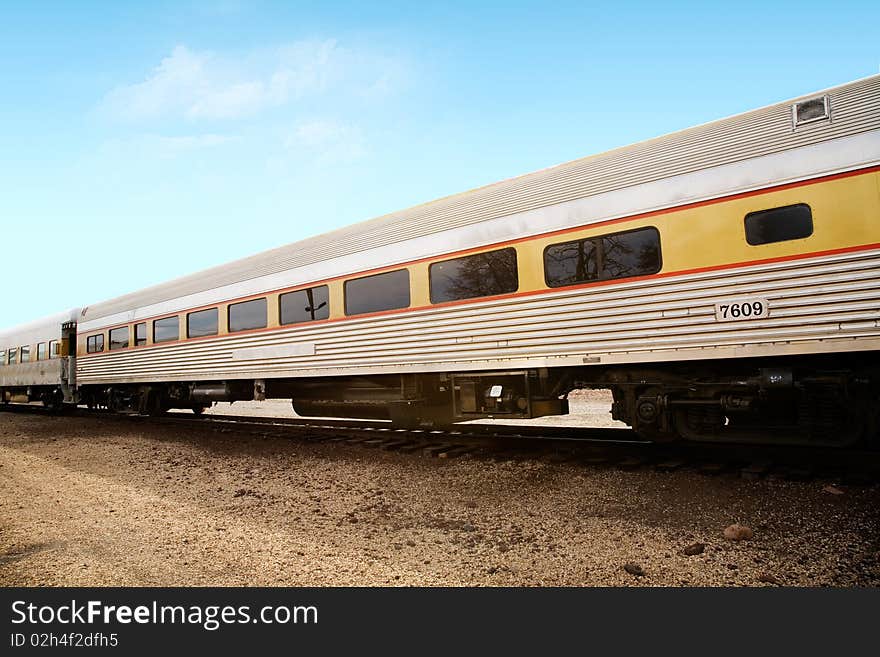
80;75;880;324
76;248;880;384
0;360;65;388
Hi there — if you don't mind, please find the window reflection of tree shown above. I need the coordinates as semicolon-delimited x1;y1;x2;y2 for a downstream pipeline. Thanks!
434;249;518;302
600;234;659;279
546;228;659;286
545;240;598;285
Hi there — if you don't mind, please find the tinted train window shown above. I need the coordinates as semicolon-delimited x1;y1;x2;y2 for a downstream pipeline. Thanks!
187;308;219;338
49;340;59;358
430;248;518;303
228;298;267;333
20;345;30;362
280;285;329;325
109;327;129;350
344;269;410;316
134;323;147;347
86;335;104;353
37;342;47;361
745;204;813;245
8;347;17;364
544;226;662;287
153;317;179;343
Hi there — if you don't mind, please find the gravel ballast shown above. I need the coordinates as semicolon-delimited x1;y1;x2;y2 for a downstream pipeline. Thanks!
1;411;879;587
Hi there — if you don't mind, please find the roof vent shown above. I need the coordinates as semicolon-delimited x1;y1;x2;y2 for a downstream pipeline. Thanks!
792;95;830;128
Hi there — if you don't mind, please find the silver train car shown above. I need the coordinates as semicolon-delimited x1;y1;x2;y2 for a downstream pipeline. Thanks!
3;75;880;445
0;310;79;410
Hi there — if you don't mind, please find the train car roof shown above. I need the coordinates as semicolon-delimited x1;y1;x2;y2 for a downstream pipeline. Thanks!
79;74;880;324
0;309;80;347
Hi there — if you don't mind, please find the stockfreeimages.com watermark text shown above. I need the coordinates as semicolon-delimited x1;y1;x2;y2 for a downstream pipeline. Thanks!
11;599;318;632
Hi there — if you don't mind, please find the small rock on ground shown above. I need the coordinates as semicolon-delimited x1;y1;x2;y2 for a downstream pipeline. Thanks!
683;542;705;556
757;572;780;585
723;524;754;541
624;563;645;577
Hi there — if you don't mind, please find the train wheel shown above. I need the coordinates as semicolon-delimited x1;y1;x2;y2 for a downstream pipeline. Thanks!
630;387;678;442
673;406;725;441
42;388;64;414
144;389;168;416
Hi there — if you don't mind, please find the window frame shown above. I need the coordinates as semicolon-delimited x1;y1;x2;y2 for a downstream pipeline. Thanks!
429;247;519;304
49;340;59;358
109;326;130;351
279;285;330;326
152;316;180;344
543;225;663;289
187;307;220;338
0;349;5;366
37;342;47;361
86;334;105;354
20;345;30;363
8;347;17;365
134;323;147;347
228;297;268;333
344;268;411;316
744;203;814;246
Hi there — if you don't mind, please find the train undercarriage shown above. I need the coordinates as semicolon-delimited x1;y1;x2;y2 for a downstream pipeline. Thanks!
0;385;66;411
595;353;880;447
70;352;880;448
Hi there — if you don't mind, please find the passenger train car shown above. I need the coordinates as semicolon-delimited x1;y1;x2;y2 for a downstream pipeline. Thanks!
2;75;880;445
0;310;79;410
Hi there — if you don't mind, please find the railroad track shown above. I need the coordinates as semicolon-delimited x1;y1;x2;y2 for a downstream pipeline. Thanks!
3;402;880;482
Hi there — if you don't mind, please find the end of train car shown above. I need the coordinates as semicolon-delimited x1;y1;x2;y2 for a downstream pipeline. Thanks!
0;310;80;410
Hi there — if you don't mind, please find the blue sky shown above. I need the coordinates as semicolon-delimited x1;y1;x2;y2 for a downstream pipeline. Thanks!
1;0;878;328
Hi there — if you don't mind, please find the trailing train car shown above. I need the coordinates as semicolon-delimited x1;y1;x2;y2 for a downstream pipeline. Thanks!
5;75;880;445
0;310;80;410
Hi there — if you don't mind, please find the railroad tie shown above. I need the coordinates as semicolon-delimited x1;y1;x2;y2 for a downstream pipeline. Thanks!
740;460;773;480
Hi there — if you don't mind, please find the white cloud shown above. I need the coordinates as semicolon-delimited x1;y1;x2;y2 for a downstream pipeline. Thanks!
187;80;267;120
286;119;366;165
148;133;239;155
102;46;212;121
93;133;240;162
101;39;404;122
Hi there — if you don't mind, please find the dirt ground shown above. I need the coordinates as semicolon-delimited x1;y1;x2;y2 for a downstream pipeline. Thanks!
1;398;879;586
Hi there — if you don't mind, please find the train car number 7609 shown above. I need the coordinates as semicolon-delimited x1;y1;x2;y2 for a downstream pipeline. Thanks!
714;298;770;321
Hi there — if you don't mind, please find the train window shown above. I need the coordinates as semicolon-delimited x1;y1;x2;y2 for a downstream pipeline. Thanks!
228;298;267;333
745;204;813;245
544;226;662;287
86;334;104;353
344;269;410;316
8;347;17;365
153;317;179;343
0;350;5;366
49;340;59;358
792;96;829;128
187;308;219;338
109;327;129;350
430;248;518;303
280;285;329;325
134;323;147;347
37;342;47;361
20;345;30;362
